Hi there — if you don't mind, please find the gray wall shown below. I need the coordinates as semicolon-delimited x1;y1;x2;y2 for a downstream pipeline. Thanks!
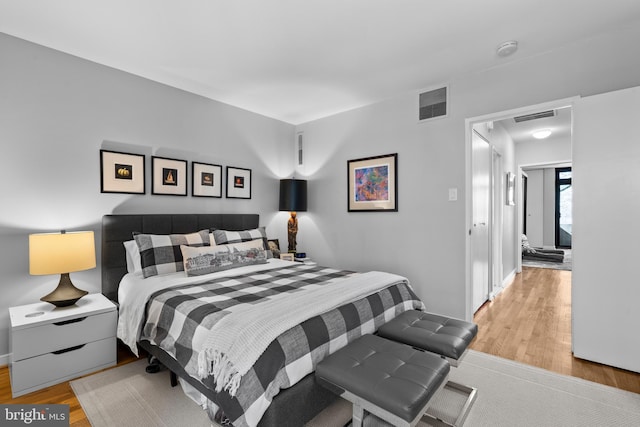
0;34;295;358
294;22;640;320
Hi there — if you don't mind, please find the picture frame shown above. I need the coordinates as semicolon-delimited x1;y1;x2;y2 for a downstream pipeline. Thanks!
506;171;516;206
268;239;281;258
280;253;294;261
100;149;146;194
226;166;252;199
192;161;222;198
348;153;398;212
152;156;187;196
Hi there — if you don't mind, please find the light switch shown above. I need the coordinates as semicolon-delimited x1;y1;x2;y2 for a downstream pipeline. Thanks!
448;188;458;201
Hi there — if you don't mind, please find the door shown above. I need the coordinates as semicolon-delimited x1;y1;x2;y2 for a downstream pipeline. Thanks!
471;130;491;312
555;167;572;248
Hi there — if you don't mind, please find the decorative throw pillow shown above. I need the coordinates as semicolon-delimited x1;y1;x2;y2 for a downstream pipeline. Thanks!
211;227;268;250
181;241;268;276
134;230;210;278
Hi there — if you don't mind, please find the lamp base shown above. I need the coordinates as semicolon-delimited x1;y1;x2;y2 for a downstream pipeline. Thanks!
40;273;89;307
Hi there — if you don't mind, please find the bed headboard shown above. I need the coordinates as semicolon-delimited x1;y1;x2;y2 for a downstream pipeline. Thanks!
101;213;260;302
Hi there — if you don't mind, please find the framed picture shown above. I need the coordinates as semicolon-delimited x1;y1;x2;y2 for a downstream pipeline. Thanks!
100;149;145;194
506;171;516;206
152;156;187;196
280;253;294;261
348;153;398;212
268;239;281;258
226;166;252;199
192;161;222;198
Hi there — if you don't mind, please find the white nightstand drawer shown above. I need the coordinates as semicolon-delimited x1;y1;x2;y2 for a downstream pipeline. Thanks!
10;336;116;397
12;310;116;361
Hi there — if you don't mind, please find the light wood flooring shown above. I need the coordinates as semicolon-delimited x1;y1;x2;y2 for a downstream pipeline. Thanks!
1;267;638;426
471;266;640;394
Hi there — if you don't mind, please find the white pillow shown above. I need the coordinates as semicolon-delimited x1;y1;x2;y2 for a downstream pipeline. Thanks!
123;240;142;273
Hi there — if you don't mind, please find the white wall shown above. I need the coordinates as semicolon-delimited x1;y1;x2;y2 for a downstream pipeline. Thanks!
525;169;544;247
573;86;640;373
295;22;640;323
0;34;295;358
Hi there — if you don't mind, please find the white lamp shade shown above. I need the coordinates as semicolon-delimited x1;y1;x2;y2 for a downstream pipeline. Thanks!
29;231;96;275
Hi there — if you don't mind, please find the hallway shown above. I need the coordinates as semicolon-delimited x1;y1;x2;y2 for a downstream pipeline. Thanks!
470;267;640;394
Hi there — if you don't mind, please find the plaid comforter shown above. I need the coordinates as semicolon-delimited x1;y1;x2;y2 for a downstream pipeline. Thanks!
140;264;424;427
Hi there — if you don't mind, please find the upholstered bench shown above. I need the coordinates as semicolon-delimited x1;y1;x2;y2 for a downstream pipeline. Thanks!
377;310;478;426
316;334;450;427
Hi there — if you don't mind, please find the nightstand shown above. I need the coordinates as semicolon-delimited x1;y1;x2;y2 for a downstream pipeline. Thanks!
9;293;117;397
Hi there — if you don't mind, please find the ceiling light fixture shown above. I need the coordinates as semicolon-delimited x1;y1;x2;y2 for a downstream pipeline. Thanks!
496;40;518;57
532;129;552;139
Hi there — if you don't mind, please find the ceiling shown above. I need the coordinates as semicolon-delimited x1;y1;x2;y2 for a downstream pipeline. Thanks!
497;106;572;145
2;1;640;124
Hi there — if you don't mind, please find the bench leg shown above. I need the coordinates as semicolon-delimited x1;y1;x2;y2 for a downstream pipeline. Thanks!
352;403;364;427
421;380;477;427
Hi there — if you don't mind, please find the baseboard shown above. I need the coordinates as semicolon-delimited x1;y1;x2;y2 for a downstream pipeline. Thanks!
489;269;517;300
502;269;517;289
0;353;9;367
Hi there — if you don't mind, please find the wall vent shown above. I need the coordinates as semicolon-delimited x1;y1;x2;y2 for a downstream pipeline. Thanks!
513;110;555;123
419;86;448;121
296;132;304;166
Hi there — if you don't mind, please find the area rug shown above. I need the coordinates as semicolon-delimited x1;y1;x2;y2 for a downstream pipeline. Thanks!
72;350;640;427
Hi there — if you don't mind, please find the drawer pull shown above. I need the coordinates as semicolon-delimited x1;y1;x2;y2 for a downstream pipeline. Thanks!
53;317;87;326
52;344;86;355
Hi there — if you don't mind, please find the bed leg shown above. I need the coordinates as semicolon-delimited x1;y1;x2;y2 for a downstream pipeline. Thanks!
170;371;178;387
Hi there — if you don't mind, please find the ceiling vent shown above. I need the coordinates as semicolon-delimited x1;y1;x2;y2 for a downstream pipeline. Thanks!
513;110;555;123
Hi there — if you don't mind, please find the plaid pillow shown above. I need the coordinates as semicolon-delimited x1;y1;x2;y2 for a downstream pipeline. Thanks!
134;230;210;278
211;227;268;249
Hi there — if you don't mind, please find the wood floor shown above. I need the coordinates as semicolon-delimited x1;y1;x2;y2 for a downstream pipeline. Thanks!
471;266;640;394
1;267;638;426
0;341;140;426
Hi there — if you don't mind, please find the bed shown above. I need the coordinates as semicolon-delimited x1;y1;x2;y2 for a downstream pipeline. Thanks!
102;213;425;427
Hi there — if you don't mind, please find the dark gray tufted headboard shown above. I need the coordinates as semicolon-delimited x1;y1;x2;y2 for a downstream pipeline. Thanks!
101;213;260;302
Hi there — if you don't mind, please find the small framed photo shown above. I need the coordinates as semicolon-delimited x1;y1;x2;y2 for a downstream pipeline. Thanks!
280;253;294;261
192;161;222;198
268;239;281;258
348;153;398;212
100;149;145;194
152;156;187;196
226;166;252;199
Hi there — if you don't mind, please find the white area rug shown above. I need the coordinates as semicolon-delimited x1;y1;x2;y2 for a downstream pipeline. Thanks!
72;350;640;427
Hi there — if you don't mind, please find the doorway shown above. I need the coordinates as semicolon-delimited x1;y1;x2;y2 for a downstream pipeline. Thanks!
465;97;576;321
555;167;572;248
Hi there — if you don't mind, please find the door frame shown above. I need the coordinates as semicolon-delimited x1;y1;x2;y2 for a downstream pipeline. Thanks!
464;96;578;321
555;166;572;249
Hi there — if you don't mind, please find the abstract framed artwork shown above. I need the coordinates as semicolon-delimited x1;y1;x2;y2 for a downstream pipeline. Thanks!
192;161;222;198
151;156;187;196
226;166;252;199
347;153;398;212
100;149;145;194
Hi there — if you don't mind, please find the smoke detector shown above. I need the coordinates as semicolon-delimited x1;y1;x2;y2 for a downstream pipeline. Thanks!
496;40;518;57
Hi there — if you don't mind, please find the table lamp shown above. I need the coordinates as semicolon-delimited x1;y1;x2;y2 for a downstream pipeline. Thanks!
29;230;95;307
279;178;307;252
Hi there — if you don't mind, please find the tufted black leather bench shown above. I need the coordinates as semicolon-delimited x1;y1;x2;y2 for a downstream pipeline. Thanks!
377;310;478;366
377;310;478;426
316;334;450;427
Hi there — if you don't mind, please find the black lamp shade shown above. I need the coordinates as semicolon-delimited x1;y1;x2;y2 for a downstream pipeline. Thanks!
279;179;307;212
